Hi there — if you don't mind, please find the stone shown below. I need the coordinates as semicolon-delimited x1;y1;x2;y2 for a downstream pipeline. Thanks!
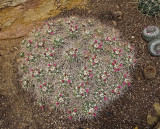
147;114;158;125
144;65;156;79
0;0;29;9
113;11;123;20
153;103;160;116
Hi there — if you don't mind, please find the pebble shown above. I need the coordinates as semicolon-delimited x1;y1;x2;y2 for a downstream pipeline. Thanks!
144;65;156;79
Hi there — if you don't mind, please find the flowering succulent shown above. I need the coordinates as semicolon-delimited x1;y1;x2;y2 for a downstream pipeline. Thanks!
73;82;90;99
19;16;136;120
65;48;78;61
60;73;72;87
79;66;93;80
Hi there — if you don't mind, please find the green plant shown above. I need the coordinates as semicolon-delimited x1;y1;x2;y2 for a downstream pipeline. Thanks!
142;26;160;42
19;16;137;120
148;39;160;56
138;0;160;17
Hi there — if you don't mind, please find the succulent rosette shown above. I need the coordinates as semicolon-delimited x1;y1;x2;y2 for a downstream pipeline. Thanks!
65;48;78;61
60;73;72;87
89;54;101;68
94;88;108;103
47;63;60;76
40;82;54;95
73;82;90;99
79;66;93;81
96;71;111;86
55;93;70;108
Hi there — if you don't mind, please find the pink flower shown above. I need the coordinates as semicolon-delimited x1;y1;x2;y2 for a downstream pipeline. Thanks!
119;49;122;52
69;116;72;119
30;69;33;71
74;109;77;112
43;39;45;42
26;58;29;61
93;62;95;65
89;74;93;77
114;60;117;63
119;64;123;66
106;38;109;41
112;63;114;65
62;80;65;83
48;64;51;66
104;96;107;100
84;51;86;53
73;54;76;58
84;66;87;69
113;49;116;52
40;85;42;88
43;83;46;86
32;74;34;77
93;113;96;116
54;63;57;66
36;45;39;47
118;86;121;88
50;53;53;56
100;42;103;46
29;40;32;43
41;106;44;110
123;82;126;85
128;83;131;86
98;46;101;49
81;83;84;86
86;89;89;92
113;37;116;40
95;106;98;111
56;102;59;106
68;80;71;83
124;74;127;78
46;48;49;50
60;94;62;97
95;40;97;43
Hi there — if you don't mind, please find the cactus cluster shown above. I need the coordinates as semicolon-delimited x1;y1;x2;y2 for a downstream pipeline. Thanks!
142;26;160;56
18;16;136;120
138;0;160;17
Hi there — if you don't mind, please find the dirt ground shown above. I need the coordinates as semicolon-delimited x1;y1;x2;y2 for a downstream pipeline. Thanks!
0;0;160;129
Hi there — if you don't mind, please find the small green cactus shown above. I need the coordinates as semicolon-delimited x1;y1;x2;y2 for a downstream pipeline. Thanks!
142;26;160;42
148;39;160;56
138;0;160;17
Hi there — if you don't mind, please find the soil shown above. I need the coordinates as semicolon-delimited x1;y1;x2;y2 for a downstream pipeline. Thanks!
0;0;160;129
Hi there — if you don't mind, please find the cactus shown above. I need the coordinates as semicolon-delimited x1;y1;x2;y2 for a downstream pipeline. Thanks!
148;39;160;56
142;26;160;42
138;0;160;17
18;16;136;120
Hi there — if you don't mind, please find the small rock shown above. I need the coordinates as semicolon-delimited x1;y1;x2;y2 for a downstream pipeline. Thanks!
144;65;156;79
153;103;160;116
147;114;158;125
113;11;123;20
112;21;117;26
